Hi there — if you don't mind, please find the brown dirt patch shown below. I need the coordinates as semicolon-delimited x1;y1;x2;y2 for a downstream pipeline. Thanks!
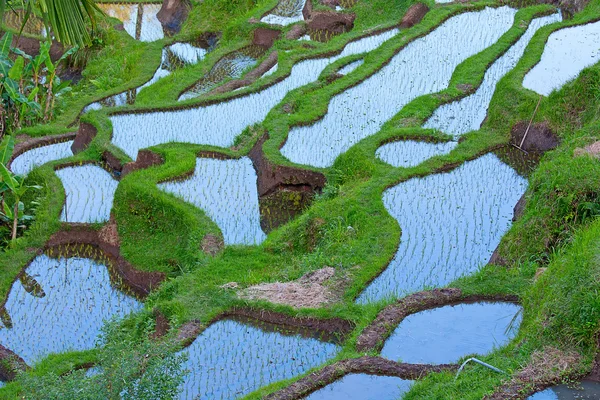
253;27;281;48
71;122;97;154
122;149;164;176
286;24;308;40
484;347;582;399
239;267;336;308
306;11;356;40
510;121;560;154
400;3;429;29
265;356;457;400
356;288;519;352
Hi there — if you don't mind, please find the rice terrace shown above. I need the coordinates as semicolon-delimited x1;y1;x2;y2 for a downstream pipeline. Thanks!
1;0;600;398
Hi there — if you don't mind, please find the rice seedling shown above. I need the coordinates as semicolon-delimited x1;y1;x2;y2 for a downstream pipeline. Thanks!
177;318;340;400
9;141;74;177
305;374;414;400
424;13;562;137
357;154;527;303
261;0;307;26
158;157;265;246
523;20;600;96
380;302;522;365
280;7;518;168
0;252;141;365
55;165;118;224
111;28;400;159
376;140;457;168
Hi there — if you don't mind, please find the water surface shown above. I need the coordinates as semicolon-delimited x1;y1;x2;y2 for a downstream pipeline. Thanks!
0;254;141;364
261;0;307;26
305;374;414;400
376;140;457;168
528;380;600;399
523;21;600;96
357;154;527;303
178;318;340;400
10;141;74;176
381;302;522;364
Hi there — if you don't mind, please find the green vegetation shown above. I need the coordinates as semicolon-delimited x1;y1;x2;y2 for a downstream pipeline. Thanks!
2;0;600;398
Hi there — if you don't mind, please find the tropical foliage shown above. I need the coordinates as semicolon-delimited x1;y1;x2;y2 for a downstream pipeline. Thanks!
1;0;101;46
0;32;75;137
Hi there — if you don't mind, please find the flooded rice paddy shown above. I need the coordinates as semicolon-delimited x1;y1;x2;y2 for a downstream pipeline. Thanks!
178;45;265;101
98;4;164;42
523;20;600;96
280;7;517;168
338;59;364;75
357;153;527;303
305;374;414;400
178;318;340;400
261;0;307;26
381;302;522;364
110;28;400;159
158;157;266;246
85;42;214;112
0;253;141;364
10;141;74;176
528;380;600;399
55;165;119;224
376;140;457;168
424;13;562;137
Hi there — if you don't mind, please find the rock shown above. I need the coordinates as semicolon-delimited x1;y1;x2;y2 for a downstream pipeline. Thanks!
253;27;281;48
510;121;560;153
157;0;191;36
306;11;356;36
11;36;64;62
101;150;123;173
71;122;97;154
574;141;600;159
400;3;429;29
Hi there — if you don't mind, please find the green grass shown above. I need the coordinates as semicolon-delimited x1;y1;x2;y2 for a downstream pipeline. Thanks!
3;0;600;398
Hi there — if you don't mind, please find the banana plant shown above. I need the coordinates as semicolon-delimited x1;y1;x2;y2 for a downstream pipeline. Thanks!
0;160;40;242
42;44;76;120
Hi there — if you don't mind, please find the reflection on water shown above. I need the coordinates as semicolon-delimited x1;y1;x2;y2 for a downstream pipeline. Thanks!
0;253;141;364
523;20;600;96
357;154;527;303
381;302;522;364
306;374;414;400
178;318;340;400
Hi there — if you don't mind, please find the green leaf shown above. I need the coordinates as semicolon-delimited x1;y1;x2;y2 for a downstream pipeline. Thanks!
0;135;15;165
8;56;24;81
0;163;18;191
0;32;13;57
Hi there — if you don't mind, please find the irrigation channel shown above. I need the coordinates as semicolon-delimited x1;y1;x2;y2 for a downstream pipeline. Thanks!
3;0;600;398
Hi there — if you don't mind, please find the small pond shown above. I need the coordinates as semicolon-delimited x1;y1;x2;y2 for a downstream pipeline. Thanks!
424;13;562;137
381;302;522;365
158;157;266;246
55;165;119;224
98;3;164;42
280;7;517;168
178;45;265;101
376;140;457;168
0;252;141;364
10;141;74;177
111;28;399;159
305;374;414;400
528;380;600;399
357;153;527;303
178;318;340;400
523;20;600;96
261;0;307;26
